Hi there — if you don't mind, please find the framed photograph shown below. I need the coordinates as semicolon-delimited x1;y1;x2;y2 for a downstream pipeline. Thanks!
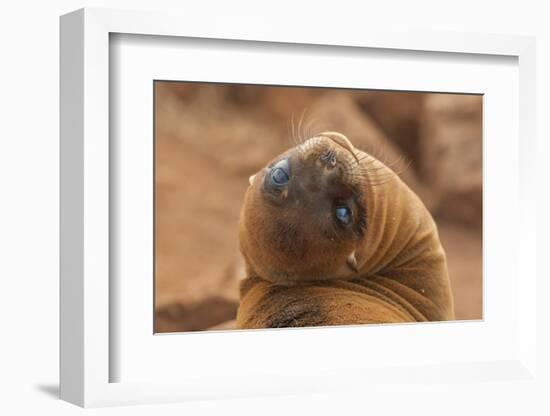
60;8;537;408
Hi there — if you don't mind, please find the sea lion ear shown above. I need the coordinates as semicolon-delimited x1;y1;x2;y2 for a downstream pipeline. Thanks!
346;251;359;272
249;174;256;186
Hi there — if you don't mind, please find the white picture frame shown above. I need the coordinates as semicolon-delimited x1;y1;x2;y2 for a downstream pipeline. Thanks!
60;7;538;408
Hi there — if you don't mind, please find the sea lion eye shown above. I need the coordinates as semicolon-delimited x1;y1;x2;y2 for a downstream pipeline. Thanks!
271;168;289;185
269;159;290;187
335;206;352;225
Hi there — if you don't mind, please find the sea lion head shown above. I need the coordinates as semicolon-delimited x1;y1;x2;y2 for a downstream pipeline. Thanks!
239;132;369;285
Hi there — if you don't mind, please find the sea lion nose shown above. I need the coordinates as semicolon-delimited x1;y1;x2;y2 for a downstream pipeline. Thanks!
320;150;337;168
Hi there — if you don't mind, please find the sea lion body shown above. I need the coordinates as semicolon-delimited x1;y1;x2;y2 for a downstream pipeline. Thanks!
237;133;454;329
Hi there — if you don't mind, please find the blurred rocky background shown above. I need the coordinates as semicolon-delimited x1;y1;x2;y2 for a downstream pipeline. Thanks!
154;82;483;332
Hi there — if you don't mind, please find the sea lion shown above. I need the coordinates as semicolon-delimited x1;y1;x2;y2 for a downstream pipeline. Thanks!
236;132;454;329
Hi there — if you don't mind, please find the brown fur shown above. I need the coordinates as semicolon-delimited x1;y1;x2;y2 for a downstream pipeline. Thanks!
237;134;454;329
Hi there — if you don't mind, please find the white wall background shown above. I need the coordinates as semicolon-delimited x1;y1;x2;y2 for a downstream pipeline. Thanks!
1;0;548;414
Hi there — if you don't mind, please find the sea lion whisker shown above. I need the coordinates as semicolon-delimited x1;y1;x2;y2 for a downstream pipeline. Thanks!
350;156;381;171
354;155;411;179
366;177;398;187
355;154;374;163
349;171;398;186
358;165;396;174
382;155;408;171
366;157;410;179
349;165;390;175
292;112;306;148
290;113;299;147
319;131;360;164
364;144;409;173
352;162;378;174
306;136;318;155
389;159;412;177
358;168;397;177
297;108;308;144
291;126;301;148
304;117;320;145
354;153;382;166
287;119;299;148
